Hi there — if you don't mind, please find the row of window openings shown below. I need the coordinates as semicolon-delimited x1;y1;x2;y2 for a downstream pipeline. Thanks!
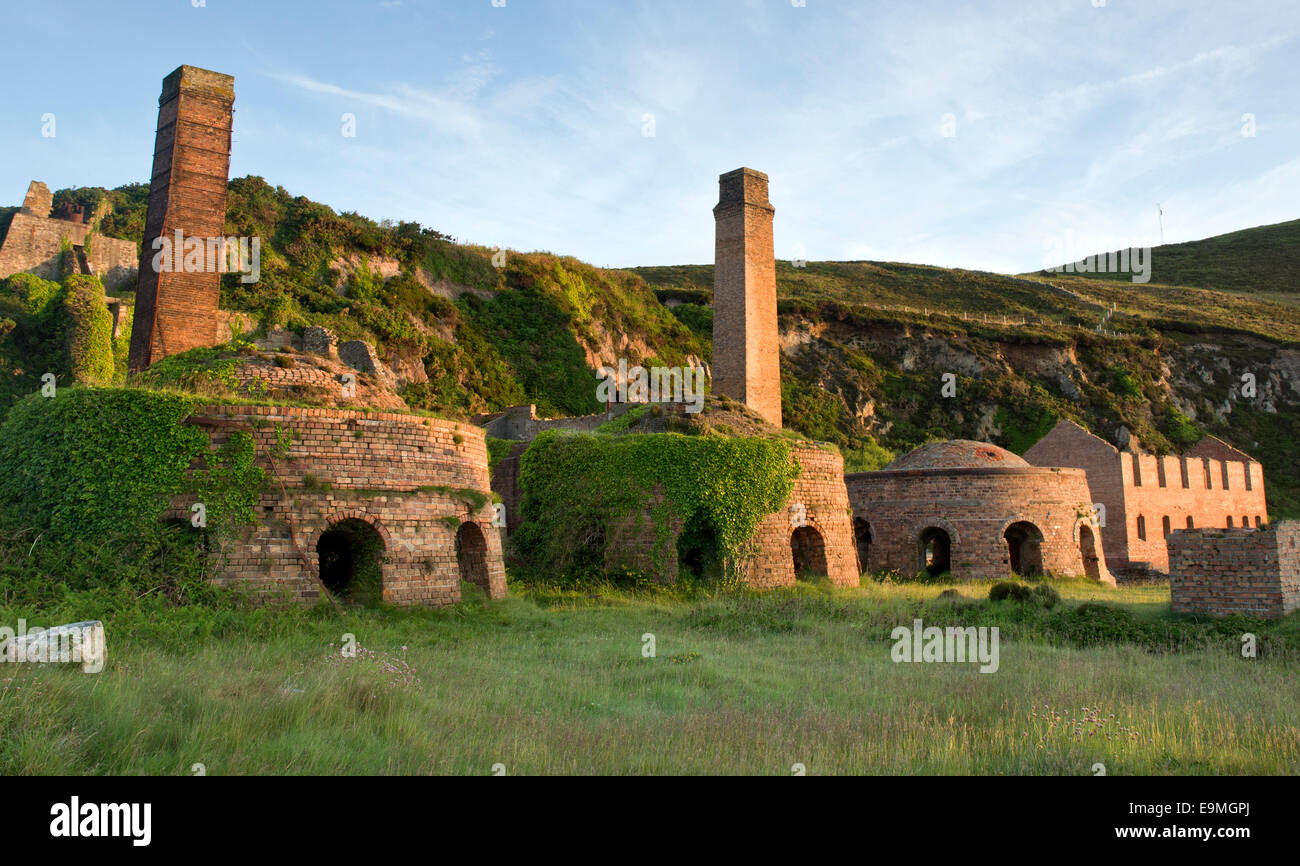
1135;514;1264;540
1131;455;1253;491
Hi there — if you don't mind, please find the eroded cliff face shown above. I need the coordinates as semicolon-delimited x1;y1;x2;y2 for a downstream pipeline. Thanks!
775;313;1300;515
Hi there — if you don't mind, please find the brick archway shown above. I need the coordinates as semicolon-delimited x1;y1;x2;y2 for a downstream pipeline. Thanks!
791;525;829;580
1076;522;1102;581
304;511;393;603
303;510;395;556
852;515;874;574
1002;519;1044;577
456;521;491;591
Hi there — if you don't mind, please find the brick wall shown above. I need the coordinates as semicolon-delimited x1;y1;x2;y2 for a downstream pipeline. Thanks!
846;463;1112;583
1169;522;1299;618
712;167;781;427
129;65;235;371
1024;420;1268;574
742;446;858;587
188;405;506;607
599;444;859;588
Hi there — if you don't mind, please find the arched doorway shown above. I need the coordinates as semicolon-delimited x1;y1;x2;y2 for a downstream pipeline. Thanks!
317;518;385;605
853;517;873;574
1004;521;1044;577
1078;525;1101;581
158;516;210;576
791;526;828;580
677;515;721;582
456;522;490;591
918;527;951;577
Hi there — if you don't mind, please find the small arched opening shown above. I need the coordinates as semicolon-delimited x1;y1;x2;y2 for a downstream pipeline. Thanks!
158;516;211;577
456;522;491;592
918;527;951;578
1004;521;1044;577
853;517;873;574
677;514;722;582
1078;525;1101;581
317;518;385;606
791;525;829;580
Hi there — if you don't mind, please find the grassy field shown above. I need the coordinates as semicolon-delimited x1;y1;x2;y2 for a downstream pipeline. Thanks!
2;577;1296;775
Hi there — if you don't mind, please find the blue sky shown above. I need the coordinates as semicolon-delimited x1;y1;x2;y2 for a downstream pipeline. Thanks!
1;0;1296;273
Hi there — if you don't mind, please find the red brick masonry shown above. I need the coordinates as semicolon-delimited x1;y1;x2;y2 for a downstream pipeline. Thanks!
186;405;506;606
1025;420;1267;573
1169;522;1299;619
847;440;1113;584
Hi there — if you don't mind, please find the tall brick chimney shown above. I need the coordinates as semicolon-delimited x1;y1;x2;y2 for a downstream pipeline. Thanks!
712;167;781;427
129;65;235;372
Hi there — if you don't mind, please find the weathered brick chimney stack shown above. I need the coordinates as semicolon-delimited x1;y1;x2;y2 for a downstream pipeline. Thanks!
712;167;781;427
129;65;235;372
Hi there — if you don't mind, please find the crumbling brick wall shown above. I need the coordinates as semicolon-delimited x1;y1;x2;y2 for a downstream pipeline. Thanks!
594;443;859;588
187;405;506;607
1169;522;1299;619
0;182;138;292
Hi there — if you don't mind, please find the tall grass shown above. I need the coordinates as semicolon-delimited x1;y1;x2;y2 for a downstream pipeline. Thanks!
1;579;1296;775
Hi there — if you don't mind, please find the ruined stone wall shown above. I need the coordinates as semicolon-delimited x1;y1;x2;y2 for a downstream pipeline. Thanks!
0;200;138;292
478;403;630;441
846;465;1109;583
129;65;234;370
488;440;530;536
712;167;781;427
191;405;506;607
1169;522;1299;619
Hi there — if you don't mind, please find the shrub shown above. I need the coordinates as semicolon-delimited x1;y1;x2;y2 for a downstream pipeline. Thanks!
989;580;1033;602
62;275;114;386
1031;583;1061;608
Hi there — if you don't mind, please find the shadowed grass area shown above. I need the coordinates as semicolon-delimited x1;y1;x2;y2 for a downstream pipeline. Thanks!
1;578;1296;775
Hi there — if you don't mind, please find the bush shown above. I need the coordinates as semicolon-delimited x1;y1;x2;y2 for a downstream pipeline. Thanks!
989;580;1033;602
62;275;114;386
1031;583;1061;608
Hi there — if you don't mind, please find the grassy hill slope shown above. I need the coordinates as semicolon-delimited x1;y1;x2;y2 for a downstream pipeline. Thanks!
1034;217;1300;295
4;180;1296;517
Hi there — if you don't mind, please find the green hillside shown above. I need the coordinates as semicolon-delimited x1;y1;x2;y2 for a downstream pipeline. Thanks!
3;179;1297;518
1034;218;1300;295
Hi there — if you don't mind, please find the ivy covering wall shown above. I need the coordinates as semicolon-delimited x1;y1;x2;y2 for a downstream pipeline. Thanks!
0;388;264;559
513;430;799;582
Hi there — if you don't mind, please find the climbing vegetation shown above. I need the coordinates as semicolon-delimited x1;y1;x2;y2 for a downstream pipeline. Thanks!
513;431;799;584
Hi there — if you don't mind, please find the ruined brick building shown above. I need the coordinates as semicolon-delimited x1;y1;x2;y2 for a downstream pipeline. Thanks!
0;180;138;291
186;405;506;606
1168;522;1299;619
486;168;859;589
846;440;1113;584
1024;420;1268;575
107;65;508;608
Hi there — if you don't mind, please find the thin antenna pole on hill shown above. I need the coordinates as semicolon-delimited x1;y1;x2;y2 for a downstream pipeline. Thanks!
1157;203;1165;245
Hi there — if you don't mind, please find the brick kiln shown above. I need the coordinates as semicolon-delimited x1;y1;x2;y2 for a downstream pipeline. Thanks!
846;440;1113;584
181;405;506;606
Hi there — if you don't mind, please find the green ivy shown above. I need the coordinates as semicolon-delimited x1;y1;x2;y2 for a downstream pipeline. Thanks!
0;388;265;572
513;431;799;583
62;275;114;386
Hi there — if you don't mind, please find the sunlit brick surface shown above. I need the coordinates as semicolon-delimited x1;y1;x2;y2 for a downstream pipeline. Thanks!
129;66;235;371
1169;522;1299;618
183;406;506;606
